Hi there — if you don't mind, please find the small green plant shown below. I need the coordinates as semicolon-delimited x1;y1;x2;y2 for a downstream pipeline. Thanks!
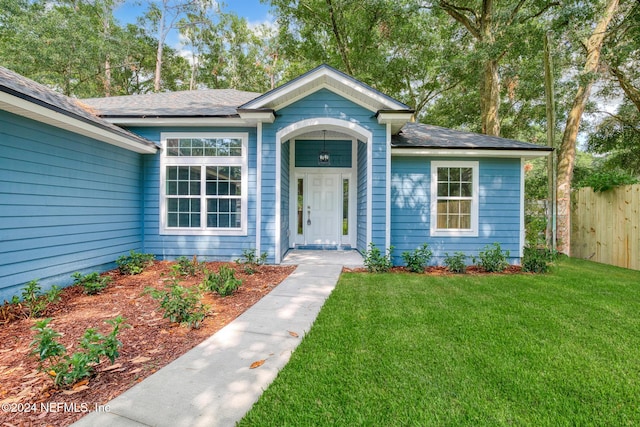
202;265;243;296
522;246;556;273
172;255;201;277
474;243;510;273
145;278;208;329
236;249;268;274
363;243;394;273
72;271;112;295
30;316;128;388
444;252;467;273
116;250;155;275
401;243;433;273
21;280;61;317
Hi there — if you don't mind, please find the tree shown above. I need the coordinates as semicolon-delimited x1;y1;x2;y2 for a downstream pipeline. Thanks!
555;0;621;254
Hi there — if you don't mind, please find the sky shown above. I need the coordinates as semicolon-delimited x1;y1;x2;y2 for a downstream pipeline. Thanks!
113;0;274;48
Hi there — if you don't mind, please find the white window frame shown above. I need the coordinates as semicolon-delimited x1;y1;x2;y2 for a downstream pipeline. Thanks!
160;132;248;236
430;160;479;237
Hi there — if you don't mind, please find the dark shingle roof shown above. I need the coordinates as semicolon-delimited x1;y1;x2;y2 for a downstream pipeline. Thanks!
393;123;552;151
0;66;157;150
83;89;261;117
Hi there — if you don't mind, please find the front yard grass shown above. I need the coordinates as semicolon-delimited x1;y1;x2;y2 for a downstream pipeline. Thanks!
239;258;640;426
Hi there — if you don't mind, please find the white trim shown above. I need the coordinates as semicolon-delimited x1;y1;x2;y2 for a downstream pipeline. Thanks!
159;132;248;236
385;123;392;251
256;122;263;254
275;131;282;263
0;92;157;154
367;135;373;247
430;160;479;238
520;158;526;259
238;111;275;123
242;67;408;112
392;148;551;160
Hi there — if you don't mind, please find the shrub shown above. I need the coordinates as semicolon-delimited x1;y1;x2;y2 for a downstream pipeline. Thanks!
236;249;268;274
475;243;510;272
444;252;467;273
522;246;556;273
145;279;208;329
72;271;112;295
21;280;61;318
401;244;433;273
202;265;243;296
363;243;394;273
116;250;155;275
30;316;128;388
172;255;202;277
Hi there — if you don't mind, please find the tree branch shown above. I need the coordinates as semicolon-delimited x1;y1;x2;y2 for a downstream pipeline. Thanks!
439;1;481;39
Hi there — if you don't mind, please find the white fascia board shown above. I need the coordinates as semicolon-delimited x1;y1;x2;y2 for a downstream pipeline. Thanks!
376;112;414;125
0;92;157;154
102;117;250;127
391;148;552;159
238;110;275;123
244;67;407;113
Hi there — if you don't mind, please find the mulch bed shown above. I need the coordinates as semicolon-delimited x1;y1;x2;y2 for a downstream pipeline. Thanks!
0;261;295;427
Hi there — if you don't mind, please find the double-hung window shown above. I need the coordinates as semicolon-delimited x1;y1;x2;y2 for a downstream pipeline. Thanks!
430;161;479;237
160;133;248;235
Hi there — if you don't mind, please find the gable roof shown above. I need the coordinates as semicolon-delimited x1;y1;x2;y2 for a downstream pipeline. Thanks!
83;89;260;118
392;123;552;157
240;64;413;113
0;66;158;154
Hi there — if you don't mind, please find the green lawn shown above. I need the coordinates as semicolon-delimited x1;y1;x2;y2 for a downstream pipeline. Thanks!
238;258;640;426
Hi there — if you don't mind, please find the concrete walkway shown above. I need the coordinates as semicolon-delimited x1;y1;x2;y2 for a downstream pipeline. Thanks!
72;250;363;427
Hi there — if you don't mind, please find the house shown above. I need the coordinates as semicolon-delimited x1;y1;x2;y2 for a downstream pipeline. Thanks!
0;64;551;300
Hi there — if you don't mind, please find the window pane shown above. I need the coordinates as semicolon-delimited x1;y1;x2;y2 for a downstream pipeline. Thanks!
461;167;473;182
297;178;304;235
343;179;349;235
461;182;472;197
450;168;461;181
437;168;449;182
437;183;449;197
167;197;200;228
206;198;241;228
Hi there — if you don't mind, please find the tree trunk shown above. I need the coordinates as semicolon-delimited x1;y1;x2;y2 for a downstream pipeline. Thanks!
154;7;166;92
481;58;500;136
556;0;620;255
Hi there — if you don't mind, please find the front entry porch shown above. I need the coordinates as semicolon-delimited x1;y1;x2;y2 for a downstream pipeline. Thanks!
281;249;364;268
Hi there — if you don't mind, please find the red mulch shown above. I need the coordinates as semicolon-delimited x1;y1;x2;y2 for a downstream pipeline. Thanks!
0;261;295;427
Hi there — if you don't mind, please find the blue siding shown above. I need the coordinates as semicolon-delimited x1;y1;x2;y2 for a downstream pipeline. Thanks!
127;126;259;261
390;156;522;265
0;110;145;301
357;140;368;252
280;141;290;258
294;139;352;168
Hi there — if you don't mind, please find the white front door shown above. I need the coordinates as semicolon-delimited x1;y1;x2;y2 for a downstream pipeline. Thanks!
307;173;341;245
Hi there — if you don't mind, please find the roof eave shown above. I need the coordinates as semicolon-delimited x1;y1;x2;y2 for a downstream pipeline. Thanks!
391;147;553;159
0;89;158;154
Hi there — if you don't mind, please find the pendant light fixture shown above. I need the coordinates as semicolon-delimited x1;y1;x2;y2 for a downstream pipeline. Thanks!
318;130;330;164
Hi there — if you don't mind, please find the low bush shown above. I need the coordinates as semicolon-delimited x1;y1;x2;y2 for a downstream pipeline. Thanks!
522;246;556;273
236;249;268;275
72;272;112;295
145;279;208;329
363;243;394;273
116;250;155;275
401;244;433;273
475;243;510;272
30;316;128;388
202;265;243;296
444;252;467;273
172;255;202;277
21;280;62;317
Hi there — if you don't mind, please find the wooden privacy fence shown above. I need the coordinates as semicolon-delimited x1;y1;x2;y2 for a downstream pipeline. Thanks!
572;184;640;270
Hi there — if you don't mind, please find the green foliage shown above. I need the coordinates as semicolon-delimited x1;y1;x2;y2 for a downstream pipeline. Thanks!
21;280;61;318
30;316;128;388
578;170;639;192
363;243;394;273
474;243;510;273
401;244;433;273
145;279;208;329
116;250;155;275
71;271;112;295
522;246;557;274
443;252;467;273
202;265;243;297
172;256;202;277
236;249;268;275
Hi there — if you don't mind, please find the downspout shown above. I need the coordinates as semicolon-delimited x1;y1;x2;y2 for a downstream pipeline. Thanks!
385;123;392;252
256;122;262;257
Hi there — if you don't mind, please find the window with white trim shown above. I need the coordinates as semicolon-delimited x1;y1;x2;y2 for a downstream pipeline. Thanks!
430;161;479;237
160;133;248;235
